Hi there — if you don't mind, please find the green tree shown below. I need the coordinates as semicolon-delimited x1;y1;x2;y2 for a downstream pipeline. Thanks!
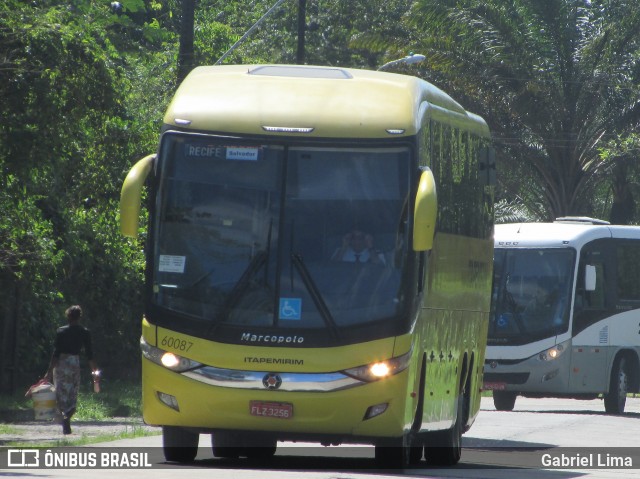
0;0;174;391
189;0;415;68
407;0;640;221
597;134;640;224
0;175;63;392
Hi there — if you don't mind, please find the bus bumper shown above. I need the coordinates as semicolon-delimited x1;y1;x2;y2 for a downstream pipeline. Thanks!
141;358;414;441
483;347;572;394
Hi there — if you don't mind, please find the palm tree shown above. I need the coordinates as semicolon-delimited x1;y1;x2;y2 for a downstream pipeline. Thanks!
408;0;640;221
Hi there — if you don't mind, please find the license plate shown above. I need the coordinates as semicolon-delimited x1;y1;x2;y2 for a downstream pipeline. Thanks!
483;381;507;391
249;401;293;419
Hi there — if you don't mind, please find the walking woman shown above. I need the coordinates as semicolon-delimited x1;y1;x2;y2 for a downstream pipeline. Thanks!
45;305;99;434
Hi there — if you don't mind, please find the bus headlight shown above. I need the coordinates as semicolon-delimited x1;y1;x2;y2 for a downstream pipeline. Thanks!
140;336;202;372
343;352;411;382
538;340;569;362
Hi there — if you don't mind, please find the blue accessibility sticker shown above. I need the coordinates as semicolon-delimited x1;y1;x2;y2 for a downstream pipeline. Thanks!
279;298;302;320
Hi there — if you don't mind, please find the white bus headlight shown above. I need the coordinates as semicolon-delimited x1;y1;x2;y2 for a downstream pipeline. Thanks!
343;352;411;382
538;340;569;361
140;336;202;372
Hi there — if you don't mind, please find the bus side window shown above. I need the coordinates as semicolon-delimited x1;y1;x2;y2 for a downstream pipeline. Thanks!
577;263;605;310
616;243;640;301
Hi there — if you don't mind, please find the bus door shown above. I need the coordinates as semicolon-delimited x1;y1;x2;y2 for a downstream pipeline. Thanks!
569;244;610;392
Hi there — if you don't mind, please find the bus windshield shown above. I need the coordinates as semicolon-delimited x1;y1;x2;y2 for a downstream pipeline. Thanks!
489;248;575;343
151;133;411;337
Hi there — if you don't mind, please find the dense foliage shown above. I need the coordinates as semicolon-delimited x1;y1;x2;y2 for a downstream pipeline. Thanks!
0;0;176;391
406;0;640;220
1;0;639;393
0;0;416;392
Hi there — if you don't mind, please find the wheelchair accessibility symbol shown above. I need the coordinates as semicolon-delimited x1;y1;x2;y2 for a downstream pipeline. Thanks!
279;298;302;320
497;314;509;328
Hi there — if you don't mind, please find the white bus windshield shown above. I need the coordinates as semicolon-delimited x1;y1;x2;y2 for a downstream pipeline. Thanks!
489;248;575;344
151;134;411;337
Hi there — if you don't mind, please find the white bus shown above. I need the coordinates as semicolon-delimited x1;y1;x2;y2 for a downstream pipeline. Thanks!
484;218;640;413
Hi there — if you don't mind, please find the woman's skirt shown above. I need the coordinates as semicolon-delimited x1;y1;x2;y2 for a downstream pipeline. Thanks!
53;354;80;417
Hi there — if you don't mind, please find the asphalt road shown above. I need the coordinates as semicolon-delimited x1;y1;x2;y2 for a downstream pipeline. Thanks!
3;396;640;478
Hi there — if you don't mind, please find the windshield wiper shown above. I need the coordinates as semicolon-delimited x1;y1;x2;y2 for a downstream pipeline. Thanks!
210;219;274;328
291;253;339;339
210;250;268;329
186;266;217;289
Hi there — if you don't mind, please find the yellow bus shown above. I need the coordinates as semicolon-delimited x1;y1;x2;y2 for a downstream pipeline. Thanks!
120;64;495;467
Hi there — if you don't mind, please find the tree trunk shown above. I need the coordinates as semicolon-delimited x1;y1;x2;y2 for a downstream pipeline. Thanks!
177;0;197;86
609;159;635;225
296;0;306;64
0;278;19;394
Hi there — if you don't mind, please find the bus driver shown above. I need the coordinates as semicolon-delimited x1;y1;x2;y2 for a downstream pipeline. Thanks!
522;280;557;331
331;230;385;265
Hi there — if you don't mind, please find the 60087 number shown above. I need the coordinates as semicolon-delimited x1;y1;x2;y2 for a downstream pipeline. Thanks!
161;336;193;352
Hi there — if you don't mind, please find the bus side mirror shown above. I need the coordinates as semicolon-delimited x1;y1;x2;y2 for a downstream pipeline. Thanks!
120;154;155;238
413;167;437;251
585;264;597;291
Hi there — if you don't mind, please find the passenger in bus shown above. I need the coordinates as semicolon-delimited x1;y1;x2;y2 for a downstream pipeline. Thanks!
522;280;557;330
331;229;386;265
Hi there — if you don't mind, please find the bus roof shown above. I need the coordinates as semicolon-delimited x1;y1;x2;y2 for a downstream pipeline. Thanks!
164;64;490;139
495;221;640;249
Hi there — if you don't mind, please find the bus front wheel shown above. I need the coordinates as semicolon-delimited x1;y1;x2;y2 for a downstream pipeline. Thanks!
162;426;199;463
424;395;463;466
493;391;517;411
374;434;422;468
604;357;628;414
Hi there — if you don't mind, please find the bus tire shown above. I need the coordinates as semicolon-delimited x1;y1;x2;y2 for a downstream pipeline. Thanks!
424;396;463;466
244;435;277;461
604;356;628;414
374;434;421;468
493;391;517;411
211;431;241;459
162;426;199;463
212;432;277;460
